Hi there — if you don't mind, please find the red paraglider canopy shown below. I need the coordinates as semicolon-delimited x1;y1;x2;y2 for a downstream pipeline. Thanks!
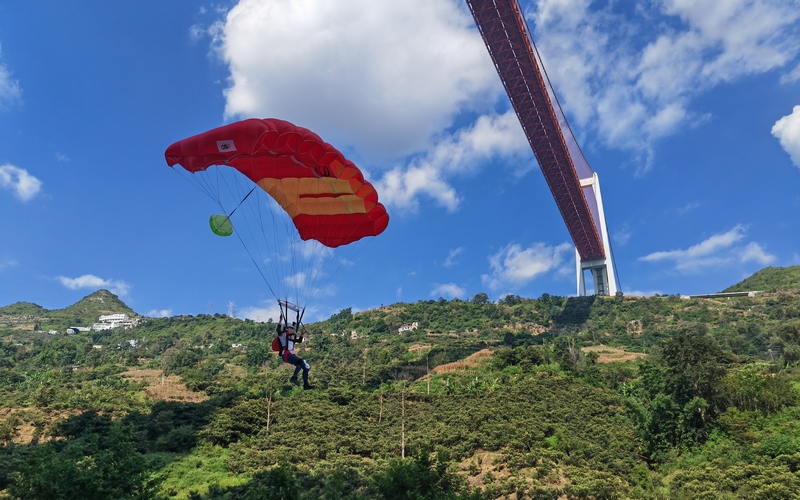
166;118;389;248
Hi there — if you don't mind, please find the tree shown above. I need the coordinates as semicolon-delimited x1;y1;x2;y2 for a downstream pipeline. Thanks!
7;416;156;500
371;448;485;500
783;345;800;367
471;293;490;306
659;330;726;411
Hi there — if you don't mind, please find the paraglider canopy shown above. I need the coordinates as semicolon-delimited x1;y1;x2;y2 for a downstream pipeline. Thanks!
165;118;388;248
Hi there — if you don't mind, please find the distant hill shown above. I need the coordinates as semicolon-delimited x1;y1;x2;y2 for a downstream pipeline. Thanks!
723;265;800;292
0;301;48;316
61;289;136;318
0;289;137;330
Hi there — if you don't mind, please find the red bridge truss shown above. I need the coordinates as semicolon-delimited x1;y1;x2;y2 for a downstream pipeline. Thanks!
466;0;618;295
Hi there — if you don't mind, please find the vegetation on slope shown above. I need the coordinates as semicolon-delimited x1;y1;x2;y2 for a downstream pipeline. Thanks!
1;267;800;498
723;265;800;292
0;289;138;333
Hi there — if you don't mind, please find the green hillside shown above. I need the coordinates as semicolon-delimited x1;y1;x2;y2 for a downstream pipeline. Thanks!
2;272;800;498
724;265;800;292
0;289;138;333
58;289;137;320
0;301;47;316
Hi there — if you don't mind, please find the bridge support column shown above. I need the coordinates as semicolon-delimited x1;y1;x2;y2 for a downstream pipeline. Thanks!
576;173;617;296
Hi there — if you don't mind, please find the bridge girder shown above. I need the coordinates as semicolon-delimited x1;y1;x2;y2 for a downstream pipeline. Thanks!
465;0;605;263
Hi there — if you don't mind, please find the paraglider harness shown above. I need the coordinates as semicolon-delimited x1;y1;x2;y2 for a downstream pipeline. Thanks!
272;299;305;360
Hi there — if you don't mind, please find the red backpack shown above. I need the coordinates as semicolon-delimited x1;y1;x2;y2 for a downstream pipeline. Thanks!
271;336;281;352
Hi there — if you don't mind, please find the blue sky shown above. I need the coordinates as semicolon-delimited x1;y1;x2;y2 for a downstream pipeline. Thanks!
1;0;799;322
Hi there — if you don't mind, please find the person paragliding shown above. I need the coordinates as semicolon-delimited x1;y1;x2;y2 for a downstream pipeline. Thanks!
275;316;312;389
166;118;389;392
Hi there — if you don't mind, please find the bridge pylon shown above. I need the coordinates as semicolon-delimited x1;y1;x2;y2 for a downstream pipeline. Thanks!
576;173;616;296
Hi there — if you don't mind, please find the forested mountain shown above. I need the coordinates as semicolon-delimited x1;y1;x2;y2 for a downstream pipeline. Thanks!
723;265;800;293
0;289;137;332
2;269;800;499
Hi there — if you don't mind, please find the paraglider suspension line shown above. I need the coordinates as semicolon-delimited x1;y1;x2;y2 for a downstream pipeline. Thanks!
227;185;258;218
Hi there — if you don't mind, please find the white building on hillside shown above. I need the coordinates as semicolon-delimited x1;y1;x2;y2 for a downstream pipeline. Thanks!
92;313;141;331
398;322;419;334
99;314;128;322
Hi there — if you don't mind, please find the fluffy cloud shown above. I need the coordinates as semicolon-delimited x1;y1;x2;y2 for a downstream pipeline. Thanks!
0;45;21;107
0;164;42;201
147;309;172;318
781;63;800;84
481;242;573;291
739;241;777;265
57;274;131;297
212;0;499;161
431;283;466;299
209;1;537;213
771;105;800;169
442;247;464;267
639;224;776;273
530;0;800;172
374;111;530;211
239;301;283;323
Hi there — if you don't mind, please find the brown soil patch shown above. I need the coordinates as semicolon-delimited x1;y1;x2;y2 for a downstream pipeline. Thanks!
503;323;548;336
458;450;567;499
121;369;208;403
0;408;75;445
460;450;506;489
581;344;645;363
430;349;492;375
408;343;431;353
224;363;247;377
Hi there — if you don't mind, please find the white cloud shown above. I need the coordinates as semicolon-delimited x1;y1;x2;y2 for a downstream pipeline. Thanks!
148;309;172;318
781;62;800;84
624;290;665;297
57;274;131;297
530;0;800;173
284;272;308;289
639;224;776;272
442;247;464;267
0;164;42;201
612;223;631;246
677;202;702;215
55;153;69;162
431;283;466;299
771;105;800;169
298;239;334;260
212;0;499;161
240;300;324;323
481;241;573;291
374;111;530;211
0;45;21;107
0;257;18;270
239;301;283;323
739;241;777;265
209;1;539;213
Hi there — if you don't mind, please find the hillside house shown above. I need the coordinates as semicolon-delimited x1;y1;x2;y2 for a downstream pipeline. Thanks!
398;322;419;334
91;313;141;331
